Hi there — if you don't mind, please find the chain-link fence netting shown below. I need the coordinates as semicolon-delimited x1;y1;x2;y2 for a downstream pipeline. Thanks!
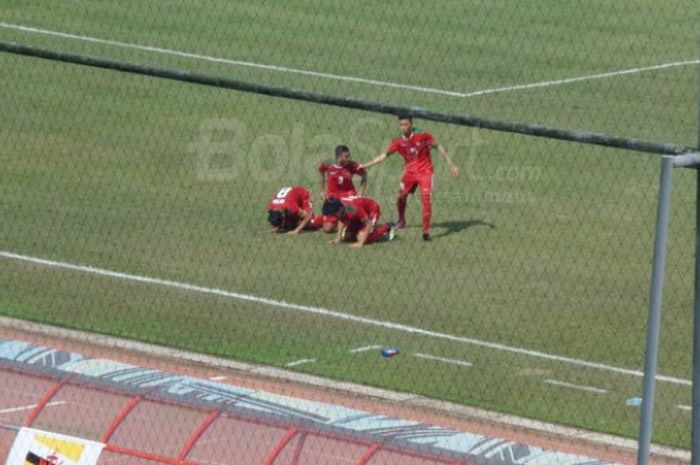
0;1;698;464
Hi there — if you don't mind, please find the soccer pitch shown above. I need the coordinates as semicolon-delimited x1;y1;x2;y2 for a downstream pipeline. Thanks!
0;0;698;447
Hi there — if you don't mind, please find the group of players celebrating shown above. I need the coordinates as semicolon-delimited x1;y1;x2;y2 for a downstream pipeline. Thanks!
266;116;460;247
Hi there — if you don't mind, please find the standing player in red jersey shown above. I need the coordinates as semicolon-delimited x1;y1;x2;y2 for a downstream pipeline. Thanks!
360;116;460;241
321;196;396;248
317;145;367;233
266;186;321;234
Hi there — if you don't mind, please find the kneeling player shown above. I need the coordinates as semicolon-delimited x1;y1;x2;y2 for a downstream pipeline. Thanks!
321;196;396;248
267;186;321;234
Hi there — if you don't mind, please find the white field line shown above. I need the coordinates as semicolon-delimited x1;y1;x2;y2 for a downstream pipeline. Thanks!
544;379;607;394
0;22;464;97
285;358;316;367
413;353;472;368
0;250;692;387
461;60;700;97
1;22;697;99
0;400;66;414
678;405;692;412
349;345;381;353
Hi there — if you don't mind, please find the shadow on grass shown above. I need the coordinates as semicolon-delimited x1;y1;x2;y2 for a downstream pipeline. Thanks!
432;219;495;239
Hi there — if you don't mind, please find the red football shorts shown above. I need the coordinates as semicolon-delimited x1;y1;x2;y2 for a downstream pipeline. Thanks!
399;172;433;196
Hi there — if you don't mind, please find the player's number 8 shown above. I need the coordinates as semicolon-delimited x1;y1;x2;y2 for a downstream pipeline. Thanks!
275;187;292;199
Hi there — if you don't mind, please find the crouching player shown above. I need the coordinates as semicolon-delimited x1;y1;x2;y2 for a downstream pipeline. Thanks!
321;196;396;248
267;186;322;234
317;145;367;233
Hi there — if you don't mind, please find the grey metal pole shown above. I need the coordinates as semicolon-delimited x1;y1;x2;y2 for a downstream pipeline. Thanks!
692;80;700;463
693;162;700;465
693;19;700;462
637;155;675;465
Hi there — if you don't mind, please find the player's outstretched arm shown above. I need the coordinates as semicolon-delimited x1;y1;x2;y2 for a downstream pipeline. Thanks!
330;224;343;244
359;153;388;170
350;226;370;248
435;144;460;178
289;211;312;235
359;172;368;196
319;170;327;200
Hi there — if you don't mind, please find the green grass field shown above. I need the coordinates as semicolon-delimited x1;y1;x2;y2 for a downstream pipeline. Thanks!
0;0;698;448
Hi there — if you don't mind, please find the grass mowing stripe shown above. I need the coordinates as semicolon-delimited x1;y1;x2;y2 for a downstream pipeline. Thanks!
0;249;691;387
0;22;465;97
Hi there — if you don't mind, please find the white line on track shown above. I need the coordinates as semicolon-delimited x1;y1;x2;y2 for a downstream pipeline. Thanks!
349;345;381;353
0;250;692;387
208;376;227;381
413;353;472;368
1;22;697;99
0;400;66;414
285;358;316;367
544;379;607;394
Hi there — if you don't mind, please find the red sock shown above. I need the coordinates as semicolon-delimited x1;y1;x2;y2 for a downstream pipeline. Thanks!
420;191;432;233
397;196;407;221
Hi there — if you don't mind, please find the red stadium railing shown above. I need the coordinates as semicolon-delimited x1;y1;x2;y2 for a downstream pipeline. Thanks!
0;364;468;465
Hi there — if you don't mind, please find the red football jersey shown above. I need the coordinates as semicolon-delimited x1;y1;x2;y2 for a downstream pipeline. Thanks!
341;196;381;225
318;160;366;199
386;130;436;175
267;186;313;218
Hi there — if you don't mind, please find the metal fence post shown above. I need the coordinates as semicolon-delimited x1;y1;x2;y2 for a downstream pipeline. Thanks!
637;155;675;465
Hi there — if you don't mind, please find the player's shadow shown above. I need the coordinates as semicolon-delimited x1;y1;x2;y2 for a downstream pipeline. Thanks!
432;219;495;239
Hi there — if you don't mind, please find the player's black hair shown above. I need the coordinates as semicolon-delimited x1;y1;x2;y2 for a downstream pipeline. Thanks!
322;197;344;216
267;210;285;228
334;145;350;158
397;115;413;122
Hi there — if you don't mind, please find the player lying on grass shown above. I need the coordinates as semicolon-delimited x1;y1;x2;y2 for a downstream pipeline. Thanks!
267;186;321;234
321;196;396;248
360;115;460;241
318;145;367;233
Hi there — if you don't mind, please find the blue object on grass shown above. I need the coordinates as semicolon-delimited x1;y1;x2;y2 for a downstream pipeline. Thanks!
381;348;400;358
